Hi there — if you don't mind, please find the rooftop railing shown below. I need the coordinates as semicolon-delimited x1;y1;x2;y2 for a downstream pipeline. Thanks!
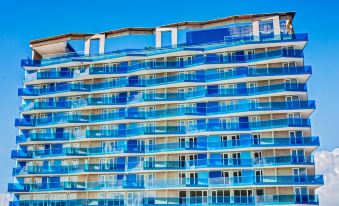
21;33;308;68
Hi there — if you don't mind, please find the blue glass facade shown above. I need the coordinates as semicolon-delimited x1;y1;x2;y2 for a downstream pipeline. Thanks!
9;12;322;206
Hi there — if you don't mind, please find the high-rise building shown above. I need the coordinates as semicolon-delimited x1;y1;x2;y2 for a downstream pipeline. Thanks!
9;12;323;206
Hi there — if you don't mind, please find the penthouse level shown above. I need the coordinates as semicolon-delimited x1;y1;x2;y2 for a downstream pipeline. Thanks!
21;12;300;69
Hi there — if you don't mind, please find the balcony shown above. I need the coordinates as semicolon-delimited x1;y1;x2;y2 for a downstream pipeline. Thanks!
23;63;311;86
15;118;311;143
19;65;308;98
18;79;128;97
141;155;314;171
15;101;315;128
12;155;314;176
9;194;319;206
21;33;308;68
11;136;319;159
20;82;308;112
8;175;323;192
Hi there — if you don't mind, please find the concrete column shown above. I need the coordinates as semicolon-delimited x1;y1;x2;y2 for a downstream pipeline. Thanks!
272;16;281;36
155;30;162;48
96;34;106;54
155;27;178;48
84;38;91;55
99;36;106;54
286;19;293;34
252;21;260;37
84;34;106;55
171;29;178;46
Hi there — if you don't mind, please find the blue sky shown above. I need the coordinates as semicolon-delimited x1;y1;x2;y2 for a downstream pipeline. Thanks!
0;0;338;192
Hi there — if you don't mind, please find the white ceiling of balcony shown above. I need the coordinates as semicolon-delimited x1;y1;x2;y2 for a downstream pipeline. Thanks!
34;42;69;58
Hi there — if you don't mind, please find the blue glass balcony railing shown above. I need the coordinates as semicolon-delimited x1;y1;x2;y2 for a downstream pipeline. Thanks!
9;194;319;206
8;175;323;192
11;136;319;159
12;155;314;176
19;65;307;98
15;101;315;127
20;82;308;112
23;63;310;85
16;118;311;143
18;79;128;97
21;33;308;68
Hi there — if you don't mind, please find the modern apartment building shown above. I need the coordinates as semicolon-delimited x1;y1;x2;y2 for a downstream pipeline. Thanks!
9;12;323;205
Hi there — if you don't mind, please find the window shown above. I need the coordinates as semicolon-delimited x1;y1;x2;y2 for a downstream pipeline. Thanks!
222;171;230;184
217;68;227;78
255;170;263;183
232;152;241;165
233;170;242;184
179;173;186;185
222;153;229;165
147;139;156;151
253;133;261;145
293;168;307;183
225;52;236;62
231;135;240;147
99;175;106;188
290;131;303;144
246;50;255;61
248;82;257;93
146;156;155;168
189;172;198;185
282;46;295;56
292;149;305;163
147;173;155;187
234;189;253;204
189;190;208;204
221;136;229;147
212;190;230;203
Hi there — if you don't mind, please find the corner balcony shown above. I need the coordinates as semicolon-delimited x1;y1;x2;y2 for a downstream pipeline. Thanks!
11;136;319;159
16;118;311;143
15;100;315;128
20;82;309;113
21;33;308;69
12;155;314;176
9;194;319;206
8;175;323;192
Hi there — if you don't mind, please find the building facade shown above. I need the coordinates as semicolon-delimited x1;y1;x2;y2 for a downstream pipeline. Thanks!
9;12;323;205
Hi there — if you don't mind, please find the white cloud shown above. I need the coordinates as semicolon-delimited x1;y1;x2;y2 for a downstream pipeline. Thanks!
315;148;339;206
0;193;11;206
